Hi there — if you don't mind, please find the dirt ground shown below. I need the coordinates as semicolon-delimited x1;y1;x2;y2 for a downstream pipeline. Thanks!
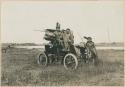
1;48;124;86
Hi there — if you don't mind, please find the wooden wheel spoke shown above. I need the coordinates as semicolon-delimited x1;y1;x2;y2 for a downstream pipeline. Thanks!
64;53;78;70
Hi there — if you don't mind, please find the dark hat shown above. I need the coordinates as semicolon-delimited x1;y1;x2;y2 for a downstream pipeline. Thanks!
66;28;70;30
84;36;92;40
87;37;92;40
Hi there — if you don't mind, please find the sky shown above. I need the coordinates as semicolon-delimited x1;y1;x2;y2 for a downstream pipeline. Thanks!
1;1;124;44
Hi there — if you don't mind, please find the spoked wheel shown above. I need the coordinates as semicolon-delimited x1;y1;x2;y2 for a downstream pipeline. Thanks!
87;57;95;64
64;53;78;70
37;52;48;66
85;48;98;65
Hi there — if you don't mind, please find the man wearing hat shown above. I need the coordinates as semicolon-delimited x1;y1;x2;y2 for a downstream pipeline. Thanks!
84;36;98;59
56;22;60;31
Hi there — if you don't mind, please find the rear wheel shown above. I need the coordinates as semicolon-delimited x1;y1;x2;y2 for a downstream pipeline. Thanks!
64;53;78;70
85;48;98;65
37;52;48;66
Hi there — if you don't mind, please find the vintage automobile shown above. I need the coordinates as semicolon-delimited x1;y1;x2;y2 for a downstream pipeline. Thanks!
37;23;98;70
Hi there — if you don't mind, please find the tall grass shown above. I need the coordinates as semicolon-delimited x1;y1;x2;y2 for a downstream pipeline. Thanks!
1;48;124;86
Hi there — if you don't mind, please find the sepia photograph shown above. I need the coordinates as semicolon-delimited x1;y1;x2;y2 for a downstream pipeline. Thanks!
1;0;124;86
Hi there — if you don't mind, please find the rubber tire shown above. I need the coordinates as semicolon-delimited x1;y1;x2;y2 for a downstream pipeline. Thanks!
37;52;48;66
64;53;78;70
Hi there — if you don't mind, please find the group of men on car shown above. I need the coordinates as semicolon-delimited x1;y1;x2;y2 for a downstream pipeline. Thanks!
54;22;74;51
48;22;97;59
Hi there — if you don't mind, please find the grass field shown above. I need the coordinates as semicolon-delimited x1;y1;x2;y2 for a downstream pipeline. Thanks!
1;48;124;86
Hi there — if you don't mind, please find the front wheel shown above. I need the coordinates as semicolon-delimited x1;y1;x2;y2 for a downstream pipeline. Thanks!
37;52;48;66
64;53;78;70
